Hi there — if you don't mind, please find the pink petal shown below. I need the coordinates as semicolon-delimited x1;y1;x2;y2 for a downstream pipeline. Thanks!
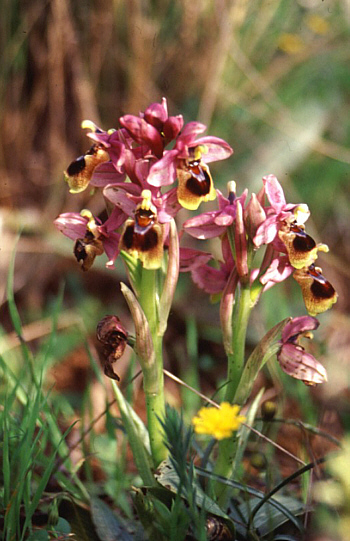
100;207;128;234
103;183;141;216
260;255;293;286
54;213;88;240
103;232;121;268
234;200;248;277
191;264;228;294
91;162;126;187
163;115;183;141
183;211;226;239
216;189;230;210
147;150;178;186
178;121;207;145
179;247;212;271
278;343;327;384
282;316;320;343
214;212;235;227
119;115;164;158
107;136;125;169
245;192;266;238
263;174;286;212
157;188;182;222
254;215;279;247
194;136;233;162
144;100;168;129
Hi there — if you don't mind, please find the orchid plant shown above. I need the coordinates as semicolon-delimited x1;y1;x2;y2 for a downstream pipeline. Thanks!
55;98;337;517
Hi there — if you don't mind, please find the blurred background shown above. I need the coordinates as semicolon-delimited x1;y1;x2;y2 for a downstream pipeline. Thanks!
1;0;350;483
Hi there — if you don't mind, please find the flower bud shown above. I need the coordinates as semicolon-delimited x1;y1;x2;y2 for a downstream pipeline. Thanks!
234;199;248;279
261;400;277;421
245;192;266;240
144;99;168;129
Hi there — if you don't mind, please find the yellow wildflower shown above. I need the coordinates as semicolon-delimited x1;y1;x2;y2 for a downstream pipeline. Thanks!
192;403;246;440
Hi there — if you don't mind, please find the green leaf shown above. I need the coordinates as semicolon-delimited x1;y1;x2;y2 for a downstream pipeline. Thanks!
239;495;304;536
234;318;289;405
155;459;230;521
90;497;133;541
26;530;49;541
194;466;304;536
111;380;155;486
6;235;36;380
232;387;265;475
59;498;100;541
119;250;142;295
21;421;78;539
53;517;71;535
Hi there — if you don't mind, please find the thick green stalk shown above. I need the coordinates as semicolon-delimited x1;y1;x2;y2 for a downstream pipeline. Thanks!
224;284;252;403
213;284;252;504
139;268;167;467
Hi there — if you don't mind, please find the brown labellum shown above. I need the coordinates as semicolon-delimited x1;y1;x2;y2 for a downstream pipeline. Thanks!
177;160;216;210
293;263;337;316
119;206;164;269
65;145;109;193
73;230;104;271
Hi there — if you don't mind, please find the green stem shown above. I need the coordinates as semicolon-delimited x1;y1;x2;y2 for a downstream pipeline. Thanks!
224;284;252;403
139;268;167;467
213;284;252;504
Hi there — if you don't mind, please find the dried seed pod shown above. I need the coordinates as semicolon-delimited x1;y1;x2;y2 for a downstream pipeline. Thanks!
96;315;129;381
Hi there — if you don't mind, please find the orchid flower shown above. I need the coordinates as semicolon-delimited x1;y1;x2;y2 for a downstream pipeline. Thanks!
147;120;233;210
277;316;327;386
253;174;310;249
54;209;122;269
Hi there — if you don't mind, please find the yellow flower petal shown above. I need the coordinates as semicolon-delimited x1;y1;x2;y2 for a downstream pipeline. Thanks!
192;403;246;440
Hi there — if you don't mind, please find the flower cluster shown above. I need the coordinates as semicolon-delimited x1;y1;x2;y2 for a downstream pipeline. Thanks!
55;99;337;388
183;174;337;317
55;98;232;270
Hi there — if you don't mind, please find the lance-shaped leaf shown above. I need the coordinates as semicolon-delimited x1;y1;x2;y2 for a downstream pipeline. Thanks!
119;250;142;296
159;219;179;336
234;318;290;406
111;380;155;486
120;283;155;372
